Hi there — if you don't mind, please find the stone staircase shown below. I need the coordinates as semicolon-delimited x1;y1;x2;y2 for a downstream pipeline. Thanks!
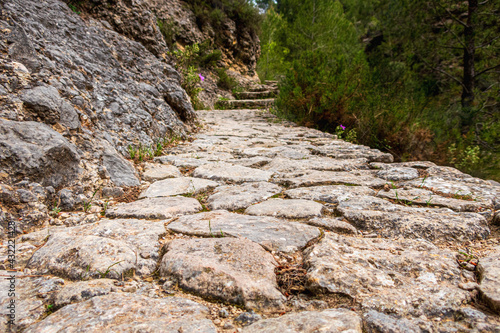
215;80;278;110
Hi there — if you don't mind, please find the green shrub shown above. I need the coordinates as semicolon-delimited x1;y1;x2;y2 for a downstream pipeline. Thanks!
216;68;238;90
157;18;178;49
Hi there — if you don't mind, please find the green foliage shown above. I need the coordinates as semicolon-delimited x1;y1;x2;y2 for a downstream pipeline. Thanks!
258;0;500;180
157;18;178;50
216;68;238;90
183;0;262;37
168;44;205;109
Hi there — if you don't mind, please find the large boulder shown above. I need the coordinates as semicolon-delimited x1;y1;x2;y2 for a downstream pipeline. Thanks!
0;119;80;187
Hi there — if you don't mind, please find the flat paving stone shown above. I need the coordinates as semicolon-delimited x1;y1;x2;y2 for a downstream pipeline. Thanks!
139;177;219;198
311;141;394;163
262;157;368;173
376;167;419;181
376;187;488;213
167;210;321;253
477;247;500;314
337;195;489;242
27;219;166;279
0;272;65;331
54;279;116;307
193;162;273;183
245;198;325;219
160;237;285;311
304;233;472;317
24;293;217;333
207;182;282;211
275;170;387;188
142;163;181;181
285;185;375;204
242;308;362;332
106;196;202;219
306;217;358;234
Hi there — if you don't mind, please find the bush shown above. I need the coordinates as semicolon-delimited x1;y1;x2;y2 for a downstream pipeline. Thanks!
157;18;178;49
216;68;238;90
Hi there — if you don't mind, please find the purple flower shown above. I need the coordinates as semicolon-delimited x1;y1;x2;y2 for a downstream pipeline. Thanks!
198;74;205;82
340;124;346;131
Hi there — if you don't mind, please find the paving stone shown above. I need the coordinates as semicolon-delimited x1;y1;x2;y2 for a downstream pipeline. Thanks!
262;157;368;173
207;182;282;211
477;247;500;314
306;217;358;234
245;198;325;219
311;141;394;163
27;219;166;279
363;310;422;333
370;161;437;170
167;210;321;253
275;170;387;188
142;163;182;181
54;279;116;307
376;187;488;213
227;156;272;168
24;294;217;333
285;185;375;204
337;195;489;242
376;167;419;181
0;272;65;332
106;196;202;219
160;237;285;311
193;162;273;183
304;233;472;317
242;308;362;333
139;177;219;198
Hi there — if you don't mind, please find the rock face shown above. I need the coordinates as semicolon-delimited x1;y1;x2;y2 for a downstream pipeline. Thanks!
24;294;217;333
0;0;197;192
0;120;80;187
160;238;286;311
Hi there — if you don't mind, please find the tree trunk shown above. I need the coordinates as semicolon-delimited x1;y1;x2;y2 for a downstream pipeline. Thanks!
461;0;477;108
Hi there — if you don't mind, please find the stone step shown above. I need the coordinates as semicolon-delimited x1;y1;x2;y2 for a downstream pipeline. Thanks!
247;84;278;92
234;90;277;100
215;98;275;110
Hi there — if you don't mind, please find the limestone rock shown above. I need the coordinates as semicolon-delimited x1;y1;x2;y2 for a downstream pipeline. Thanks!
54;279;116;307
243;308;362;333
160;237;285;311
304;233;472;317
376;187;487;213
337;196;489;242
106;197;201;219
376;167;419;181
27;219;166;279
312;141;394;163
285;185;375;204
193;162;273;183
262;157;368;173
142;163;182;181
139;177;219;198
363;310;422;333
24;294;217;333
245;198;325;219
275;170;386;188
102;143;140;187
0;119;80;187
477;247;500;314
167;210;321;253
207;182;282;211
306;217;358;234
0;272;64;332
